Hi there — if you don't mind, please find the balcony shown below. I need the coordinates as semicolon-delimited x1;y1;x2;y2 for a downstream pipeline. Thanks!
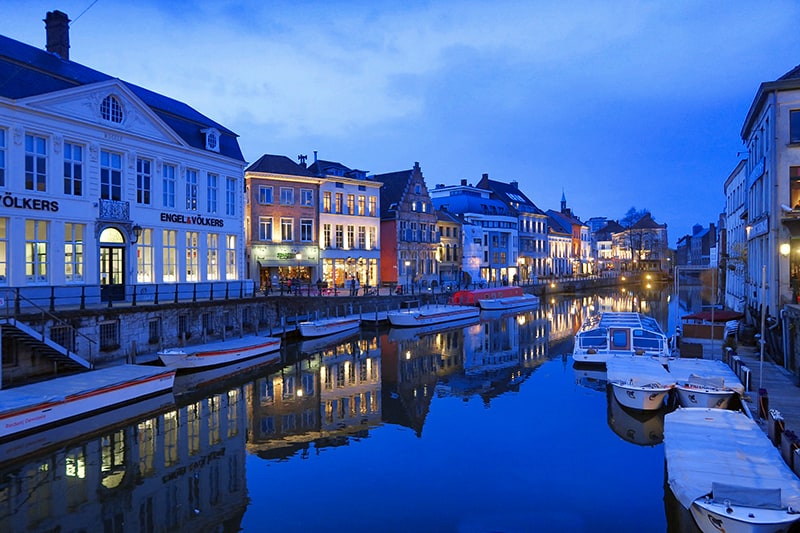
98;198;130;221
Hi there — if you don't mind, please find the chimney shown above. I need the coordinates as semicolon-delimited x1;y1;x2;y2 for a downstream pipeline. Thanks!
313;150;318;163
44;11;70;60
460;179;467;186
510;180;518;189
298;154;307;168
482;173;488;180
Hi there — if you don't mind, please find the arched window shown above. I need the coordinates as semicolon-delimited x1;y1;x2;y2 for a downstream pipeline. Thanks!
101;95;123;123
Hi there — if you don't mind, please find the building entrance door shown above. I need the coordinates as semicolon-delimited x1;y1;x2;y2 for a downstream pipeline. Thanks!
99;228;126;302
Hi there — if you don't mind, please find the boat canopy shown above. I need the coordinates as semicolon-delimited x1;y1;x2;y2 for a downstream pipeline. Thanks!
664;408;800;510
451;286;523;305
667;359;744;394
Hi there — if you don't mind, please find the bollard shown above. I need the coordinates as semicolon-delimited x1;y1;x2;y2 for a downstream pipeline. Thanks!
768;409;785;446
781;430;800;469
740;365;751;392
758;388;769;419
731;355;742;375
794;448;800;478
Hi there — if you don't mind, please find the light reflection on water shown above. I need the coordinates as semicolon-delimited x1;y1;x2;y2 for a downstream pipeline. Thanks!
0;284;709;532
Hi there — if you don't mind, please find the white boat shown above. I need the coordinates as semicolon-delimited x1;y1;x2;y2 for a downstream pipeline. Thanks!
158;336;281;369
572;311;673;364
478;293;540;311
450;286;539;311
387;317;478;342
606;356;675;411
0;392;174;464
297;316;361;338
664;408;800;533
668;358;744;409
607;390;664;446
0;365;176;441
386;301;480;327
298;328;360;354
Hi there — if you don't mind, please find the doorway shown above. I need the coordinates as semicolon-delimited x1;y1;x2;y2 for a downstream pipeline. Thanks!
100;227;126;302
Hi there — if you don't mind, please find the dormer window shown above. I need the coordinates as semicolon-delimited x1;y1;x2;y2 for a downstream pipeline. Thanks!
100;95;123;123
202;128;220;153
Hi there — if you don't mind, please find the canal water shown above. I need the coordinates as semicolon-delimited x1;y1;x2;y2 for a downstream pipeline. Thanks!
0;283;710;532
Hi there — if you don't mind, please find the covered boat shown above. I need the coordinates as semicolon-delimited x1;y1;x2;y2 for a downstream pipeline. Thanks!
606;356;675;411
572;312;672;364
0;365;176;441
298;316;361;338
664;408;800;533
452;286;539;310
679;309;743;359
668;358;744;409
387;301;480;327
158;336;281;370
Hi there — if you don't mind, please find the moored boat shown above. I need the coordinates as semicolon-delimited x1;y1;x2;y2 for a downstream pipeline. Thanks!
297;316;361;338
386;301;480;327
572;311;673;364
606;356;675;411
452;286;539;310
158;336;281;370
0;365;176;441
668;358;744;409
664;408;800;533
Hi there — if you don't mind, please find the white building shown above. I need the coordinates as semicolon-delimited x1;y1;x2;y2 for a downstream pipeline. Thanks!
0;12;247;304
740;64;800;319
724;159;747;312
430;180;519;286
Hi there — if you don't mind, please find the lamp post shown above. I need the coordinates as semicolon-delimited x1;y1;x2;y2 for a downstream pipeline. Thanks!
404;260;411;295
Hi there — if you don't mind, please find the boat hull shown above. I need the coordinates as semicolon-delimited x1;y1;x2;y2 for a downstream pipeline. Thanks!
610;382;672;411
478;295;539;311
0;367;175;441
690;498;800;533
298;318;361;338
387;305;479;327
158;338;281;369
675;384;736;409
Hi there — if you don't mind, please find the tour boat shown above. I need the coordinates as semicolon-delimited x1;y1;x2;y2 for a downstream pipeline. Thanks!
606;356;675;411
667;358;744;409
572;312;673;364
665;408;800;533
158;336;281;370
297;316;361;338
386;301;480;327
451;286;539;310
0;365;176;441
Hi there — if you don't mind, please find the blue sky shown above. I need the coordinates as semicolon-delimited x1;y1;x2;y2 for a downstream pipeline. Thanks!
4;0;800;245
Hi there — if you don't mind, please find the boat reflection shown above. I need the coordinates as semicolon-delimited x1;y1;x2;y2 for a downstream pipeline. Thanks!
606;389;666;446
573;363;608;392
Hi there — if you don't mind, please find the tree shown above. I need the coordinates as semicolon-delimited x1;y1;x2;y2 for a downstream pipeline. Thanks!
619;207;651;269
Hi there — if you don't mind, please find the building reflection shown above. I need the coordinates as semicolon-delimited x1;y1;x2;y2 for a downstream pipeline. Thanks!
0;286;679;530
247;334;382;459
0;384;251;532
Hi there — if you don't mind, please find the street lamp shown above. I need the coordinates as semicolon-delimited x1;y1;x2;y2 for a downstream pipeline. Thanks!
404;260;411;295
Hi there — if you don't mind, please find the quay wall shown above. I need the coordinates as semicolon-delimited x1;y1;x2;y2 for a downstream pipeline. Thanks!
3;273;648;385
